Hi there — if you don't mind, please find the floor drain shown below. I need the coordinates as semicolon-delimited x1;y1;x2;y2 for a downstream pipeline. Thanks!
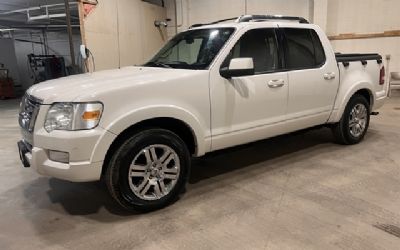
374;223;400;238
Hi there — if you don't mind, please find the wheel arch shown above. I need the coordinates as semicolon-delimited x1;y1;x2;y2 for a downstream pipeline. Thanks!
354;88;373;108
329;83;375;123
100;116;201;179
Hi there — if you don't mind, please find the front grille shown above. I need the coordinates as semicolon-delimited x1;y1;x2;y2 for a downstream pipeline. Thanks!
19;94;42;133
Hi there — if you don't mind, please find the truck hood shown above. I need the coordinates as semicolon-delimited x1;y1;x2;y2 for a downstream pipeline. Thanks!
27;66;202;104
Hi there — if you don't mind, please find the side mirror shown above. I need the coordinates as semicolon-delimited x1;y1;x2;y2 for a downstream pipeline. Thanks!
80;44;89;59
220;58;255;79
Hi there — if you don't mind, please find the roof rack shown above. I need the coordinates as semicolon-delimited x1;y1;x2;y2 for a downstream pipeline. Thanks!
238;15;309;24
189;17;238;29
189;14;309;29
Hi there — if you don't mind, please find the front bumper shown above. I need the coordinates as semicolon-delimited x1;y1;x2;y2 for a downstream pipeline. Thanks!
18;140;103;182
18;96;116;182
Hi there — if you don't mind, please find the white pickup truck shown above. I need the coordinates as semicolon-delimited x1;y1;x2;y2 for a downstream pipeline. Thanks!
18;15;387;211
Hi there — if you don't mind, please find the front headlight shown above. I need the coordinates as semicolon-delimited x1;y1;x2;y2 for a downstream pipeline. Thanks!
44;102;103;133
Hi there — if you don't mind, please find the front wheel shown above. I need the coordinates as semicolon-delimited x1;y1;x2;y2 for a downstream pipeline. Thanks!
105;129;191;212
332;94;370;145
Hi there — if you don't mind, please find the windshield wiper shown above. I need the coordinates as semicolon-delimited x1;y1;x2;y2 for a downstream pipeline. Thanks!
144;61;172;68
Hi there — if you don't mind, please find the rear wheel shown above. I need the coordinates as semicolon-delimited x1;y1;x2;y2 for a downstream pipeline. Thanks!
332;94;370;145
105;129;190;212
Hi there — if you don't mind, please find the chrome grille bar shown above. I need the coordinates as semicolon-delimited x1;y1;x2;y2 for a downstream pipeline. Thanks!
19;94;42;133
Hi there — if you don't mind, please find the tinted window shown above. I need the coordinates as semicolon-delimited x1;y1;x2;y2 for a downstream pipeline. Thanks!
283;28;326;69
223;29;279;74
310;30;326;65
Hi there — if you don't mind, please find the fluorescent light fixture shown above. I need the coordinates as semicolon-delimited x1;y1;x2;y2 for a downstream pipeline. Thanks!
28;13;66;21
0;28;16;32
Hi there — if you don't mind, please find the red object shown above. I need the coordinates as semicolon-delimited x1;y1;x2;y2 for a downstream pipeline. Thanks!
83;3;96;17
380;66;385;85
0;78;15;99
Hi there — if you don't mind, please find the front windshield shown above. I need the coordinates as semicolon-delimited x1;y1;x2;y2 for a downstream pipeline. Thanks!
144;28;235;70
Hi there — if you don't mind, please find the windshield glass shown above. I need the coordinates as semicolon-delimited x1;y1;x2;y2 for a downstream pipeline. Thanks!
144;28;235;70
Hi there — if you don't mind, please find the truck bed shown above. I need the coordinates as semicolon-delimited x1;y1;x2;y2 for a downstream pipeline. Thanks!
330;52;387;124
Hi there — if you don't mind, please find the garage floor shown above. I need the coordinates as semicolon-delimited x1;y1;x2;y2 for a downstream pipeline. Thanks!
1;92;400;250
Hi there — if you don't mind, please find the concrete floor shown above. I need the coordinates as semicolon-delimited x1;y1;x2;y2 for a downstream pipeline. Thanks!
1;93;400;250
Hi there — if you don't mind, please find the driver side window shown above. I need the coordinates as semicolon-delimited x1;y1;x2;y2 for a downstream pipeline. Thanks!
223;29;280;74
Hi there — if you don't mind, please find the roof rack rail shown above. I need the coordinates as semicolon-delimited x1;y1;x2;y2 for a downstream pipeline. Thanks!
188;14;309;29
189;17;238;29
238;15;309;24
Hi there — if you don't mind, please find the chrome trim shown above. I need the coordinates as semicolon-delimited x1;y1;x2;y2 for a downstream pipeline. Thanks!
26;94;43;104
349;103;368;138
19;94;42;134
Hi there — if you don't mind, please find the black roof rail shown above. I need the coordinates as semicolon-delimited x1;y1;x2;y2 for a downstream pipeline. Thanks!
188;14;309;29
238;15;309;24
189;17;238;29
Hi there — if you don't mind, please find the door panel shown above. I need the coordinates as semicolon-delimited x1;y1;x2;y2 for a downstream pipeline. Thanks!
210;27;289;151
283;28;339;127
210;72;288;150
287;65;339;119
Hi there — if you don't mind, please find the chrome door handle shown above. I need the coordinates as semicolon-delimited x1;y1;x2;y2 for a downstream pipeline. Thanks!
324;72;336;80
267;79;285;88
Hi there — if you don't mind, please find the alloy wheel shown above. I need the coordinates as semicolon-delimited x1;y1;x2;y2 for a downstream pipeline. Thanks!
128;144;180;201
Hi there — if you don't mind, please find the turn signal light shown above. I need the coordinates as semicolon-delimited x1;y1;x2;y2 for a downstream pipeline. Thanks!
82;110;101;121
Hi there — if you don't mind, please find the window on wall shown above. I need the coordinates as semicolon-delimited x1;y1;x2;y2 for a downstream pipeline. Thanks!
223;29;280;74
283;28;326;69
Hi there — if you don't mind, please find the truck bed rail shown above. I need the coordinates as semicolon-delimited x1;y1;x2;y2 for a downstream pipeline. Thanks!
336;53;382;63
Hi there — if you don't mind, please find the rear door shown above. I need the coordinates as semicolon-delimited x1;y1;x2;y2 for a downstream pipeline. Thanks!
281;27;339;128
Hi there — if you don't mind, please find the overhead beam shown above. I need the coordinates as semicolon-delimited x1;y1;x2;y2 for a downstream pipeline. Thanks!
0;25;79;29
0;2;78;15
0;18;80;29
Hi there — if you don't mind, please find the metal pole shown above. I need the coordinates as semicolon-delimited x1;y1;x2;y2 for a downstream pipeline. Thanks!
42;29;48;55
64;0;75;66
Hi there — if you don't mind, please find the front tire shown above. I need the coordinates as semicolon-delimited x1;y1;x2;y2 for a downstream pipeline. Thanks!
105;129;191;212
332;94;370;145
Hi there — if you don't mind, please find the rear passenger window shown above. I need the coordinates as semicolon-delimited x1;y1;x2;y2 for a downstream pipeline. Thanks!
283;28;326;69
223;29;280;74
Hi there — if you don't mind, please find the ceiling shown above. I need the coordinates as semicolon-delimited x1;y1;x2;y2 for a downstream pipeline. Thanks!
0;0;80;30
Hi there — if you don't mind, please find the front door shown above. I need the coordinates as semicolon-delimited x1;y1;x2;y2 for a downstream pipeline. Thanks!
210;28;289;150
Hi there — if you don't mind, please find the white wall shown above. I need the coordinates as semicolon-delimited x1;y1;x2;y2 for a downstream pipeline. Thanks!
327;0;400;72
83;0;167;71
326;0;399;35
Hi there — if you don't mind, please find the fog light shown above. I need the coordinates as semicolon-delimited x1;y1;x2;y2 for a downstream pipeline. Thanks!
49;150;69;163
